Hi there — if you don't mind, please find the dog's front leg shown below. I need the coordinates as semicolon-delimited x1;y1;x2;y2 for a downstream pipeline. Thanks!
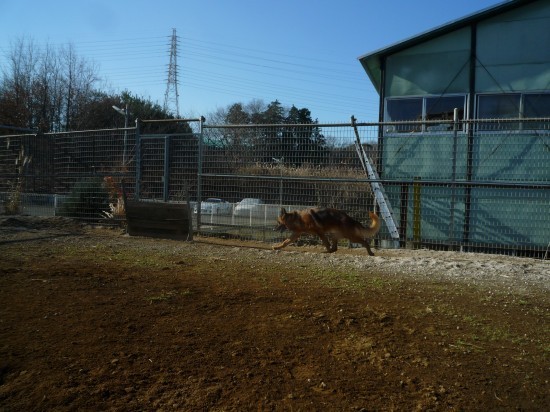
273;232;301;250
362;239;375;256
317;233;334;253
329;236;339;253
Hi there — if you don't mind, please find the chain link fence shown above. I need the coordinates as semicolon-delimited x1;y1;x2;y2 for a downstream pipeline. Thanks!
1;118;548;257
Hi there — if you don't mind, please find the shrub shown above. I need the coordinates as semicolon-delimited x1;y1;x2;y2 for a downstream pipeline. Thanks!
59;178;109;220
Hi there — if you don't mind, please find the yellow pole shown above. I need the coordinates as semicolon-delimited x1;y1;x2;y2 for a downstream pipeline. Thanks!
413;177;421;249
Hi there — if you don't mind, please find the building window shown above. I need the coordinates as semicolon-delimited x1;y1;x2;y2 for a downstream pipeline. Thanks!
425;96;465;130
476;93;550;130
385;95;466;133
523;94;550;130
477;94;520;130
524;93;550;117
386;98;422;132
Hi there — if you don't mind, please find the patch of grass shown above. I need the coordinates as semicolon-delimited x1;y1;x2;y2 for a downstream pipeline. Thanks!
301;260;404;293
368;276;387;289
180;288;193;296
306;263;366;289
458;314;519;344
426;300;546;355
461;314;484;328
146;290;179;303
482;324;513;342
61;243;188;270
450;339;485;353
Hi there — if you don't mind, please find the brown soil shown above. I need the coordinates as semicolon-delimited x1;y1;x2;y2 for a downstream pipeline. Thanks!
0;216;548;411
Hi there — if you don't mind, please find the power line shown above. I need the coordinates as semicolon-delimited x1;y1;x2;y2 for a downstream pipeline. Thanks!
0;33;378;121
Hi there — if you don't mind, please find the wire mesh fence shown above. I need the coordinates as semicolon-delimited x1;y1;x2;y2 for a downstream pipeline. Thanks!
0;118;548;257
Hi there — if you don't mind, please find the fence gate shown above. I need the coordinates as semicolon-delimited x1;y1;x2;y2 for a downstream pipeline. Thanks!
135;118;203;202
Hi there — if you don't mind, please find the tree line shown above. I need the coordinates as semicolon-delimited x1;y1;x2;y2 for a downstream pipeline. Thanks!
206;99;327;167
0;38;185;134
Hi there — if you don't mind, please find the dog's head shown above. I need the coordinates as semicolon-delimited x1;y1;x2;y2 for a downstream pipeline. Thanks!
273;208;288;232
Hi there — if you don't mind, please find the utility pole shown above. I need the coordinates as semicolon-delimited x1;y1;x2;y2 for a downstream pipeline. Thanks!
112;104;129;165
164;28;180;117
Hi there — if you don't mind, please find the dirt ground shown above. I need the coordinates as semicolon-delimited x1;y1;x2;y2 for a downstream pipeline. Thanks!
0;216;548;411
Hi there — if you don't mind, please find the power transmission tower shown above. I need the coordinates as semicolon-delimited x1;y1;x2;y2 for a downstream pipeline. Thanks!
164;28;180;117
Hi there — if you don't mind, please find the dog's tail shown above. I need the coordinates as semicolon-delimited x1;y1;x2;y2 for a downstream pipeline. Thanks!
360;211;381;239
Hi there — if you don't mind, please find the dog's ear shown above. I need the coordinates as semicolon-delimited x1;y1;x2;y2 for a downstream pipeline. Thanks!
279;207;287;217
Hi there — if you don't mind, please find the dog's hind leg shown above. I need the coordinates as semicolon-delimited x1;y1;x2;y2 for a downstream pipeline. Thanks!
361;239;375;256
349;232;376;256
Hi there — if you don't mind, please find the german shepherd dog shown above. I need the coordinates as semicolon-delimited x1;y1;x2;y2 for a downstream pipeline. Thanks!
273;208;381;255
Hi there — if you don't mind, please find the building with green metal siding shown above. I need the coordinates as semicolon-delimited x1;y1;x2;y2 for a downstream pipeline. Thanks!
359;0;549;255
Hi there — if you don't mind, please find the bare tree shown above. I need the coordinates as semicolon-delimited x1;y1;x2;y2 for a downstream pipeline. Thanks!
1;38;37;129
0;38;100;132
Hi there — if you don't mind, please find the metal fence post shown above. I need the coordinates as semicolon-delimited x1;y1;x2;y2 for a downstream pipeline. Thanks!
448;108;459;246
196;116;204;231
135;119;141;200
400;183;409;248
163;135;171;202
413;177;422;249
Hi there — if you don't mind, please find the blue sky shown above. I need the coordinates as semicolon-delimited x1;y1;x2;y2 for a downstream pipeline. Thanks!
0;0;502;123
